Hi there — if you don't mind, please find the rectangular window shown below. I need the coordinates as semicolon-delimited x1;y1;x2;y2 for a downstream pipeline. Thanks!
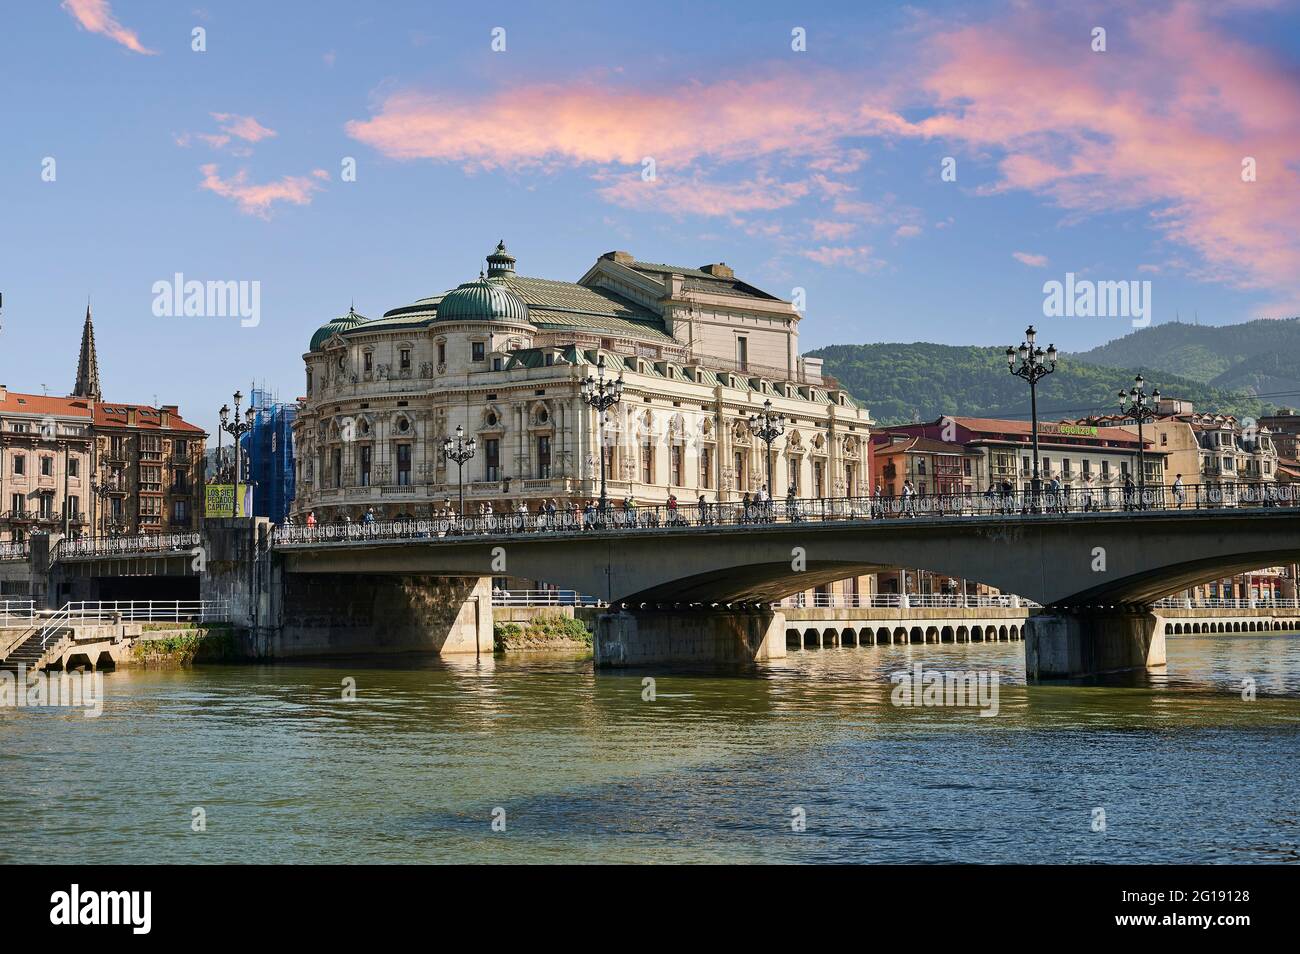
175;439;187;457
735;451;746;492
472;342;486;362
700;447;712;489
67;495;80;520
1083;459;1092;477
814;460;824;498
642;443;653;484
13;455;24;476
10;493;21;514
916;458;926;475
1062;458;1072;477
400;349;411;371
306;369;313;394
38;495;53;518
364;352;373;372
172;499;189;524
360;446;372;486
172;468;189;492
438;342;446;364
68;458;80;478
670;445;682;486
333;449;342;488
1101;460;1110;479
492;357;503;371
846;463;855;497
537;436;551;479
736;336;748;370
485;439;500;482
40;456;53;477
1022;455;1031;475
397;445;411;485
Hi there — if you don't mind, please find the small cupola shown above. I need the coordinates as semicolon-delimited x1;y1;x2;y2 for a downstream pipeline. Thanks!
486;240;516;278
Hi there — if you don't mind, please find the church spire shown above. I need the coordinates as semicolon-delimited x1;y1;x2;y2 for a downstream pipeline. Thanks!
72;301;102;402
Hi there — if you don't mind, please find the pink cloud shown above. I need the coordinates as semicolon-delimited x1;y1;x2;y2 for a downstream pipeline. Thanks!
911;2;1300;290
810;220;859;241
210;113;277;144
1012;251;1049;268
345;74;907;170
597;174;810;218
199;164;327;219
61;0;155;54
894;224;923;240
800;245;882;273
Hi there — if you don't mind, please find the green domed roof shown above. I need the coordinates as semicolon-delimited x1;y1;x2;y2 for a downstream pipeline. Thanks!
309;307;367;351
435;276;530;324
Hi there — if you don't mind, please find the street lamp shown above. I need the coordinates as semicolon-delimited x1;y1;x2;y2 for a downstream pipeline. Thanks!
1118;374;1160;509
89;469;121;537
1006;325;1058;510
220;391;256;518
579;355;624;516
747;398;786;497
442;424;477;520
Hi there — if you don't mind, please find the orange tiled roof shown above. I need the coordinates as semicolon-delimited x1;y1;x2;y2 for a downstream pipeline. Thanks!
93;402;206;434
947;416;1149;445
0;390;94;418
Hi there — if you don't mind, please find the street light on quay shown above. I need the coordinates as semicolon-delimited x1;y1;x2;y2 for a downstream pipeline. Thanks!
580;355;624;515
1119;374;1160;509
442;424;477;520
220;392;256;518
1006;325;1057;510
748;398;786;496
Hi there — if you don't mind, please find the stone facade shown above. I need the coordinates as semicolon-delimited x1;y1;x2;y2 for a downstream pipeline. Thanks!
292;243;874;522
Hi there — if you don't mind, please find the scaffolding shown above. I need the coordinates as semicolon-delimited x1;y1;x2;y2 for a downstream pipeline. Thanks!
240;387;297;523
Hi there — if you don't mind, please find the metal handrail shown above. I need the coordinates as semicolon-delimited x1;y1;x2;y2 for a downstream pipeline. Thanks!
1151;597;1300;609
40;600;230;649
272;481;1300;546
54;532;201;561
780;593;1038;609
491;589;604;607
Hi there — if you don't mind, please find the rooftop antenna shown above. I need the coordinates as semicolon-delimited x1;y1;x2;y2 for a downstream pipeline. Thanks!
40;383;48;396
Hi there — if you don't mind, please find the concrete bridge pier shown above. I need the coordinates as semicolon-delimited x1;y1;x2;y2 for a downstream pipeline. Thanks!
594;605;787;667
1024;608;1167;681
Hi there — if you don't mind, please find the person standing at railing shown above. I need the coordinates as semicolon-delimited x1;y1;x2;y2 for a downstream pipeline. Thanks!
1122;474;1136;512
902;479;917;517
1172;474;1186;509
697;493;710;526
306;511;317;528
363;507;376;525
787;487;800;523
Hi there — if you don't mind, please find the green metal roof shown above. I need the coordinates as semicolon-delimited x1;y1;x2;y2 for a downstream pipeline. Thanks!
309;307;368;351
436;277;531;324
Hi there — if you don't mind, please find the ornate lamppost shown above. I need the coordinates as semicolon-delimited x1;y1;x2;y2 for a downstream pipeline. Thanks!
580;355;624;515
748;398;786;496
1118;374;1160;509
89;468;121;537
442;424;477;520
220;392;255;518
1006;325;1058;510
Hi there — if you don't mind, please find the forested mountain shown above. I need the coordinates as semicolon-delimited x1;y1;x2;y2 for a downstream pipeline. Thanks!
807;342;1268;426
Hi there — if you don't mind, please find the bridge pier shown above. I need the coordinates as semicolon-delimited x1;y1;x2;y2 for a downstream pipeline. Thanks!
1024;608;1167;680
594;606;787;667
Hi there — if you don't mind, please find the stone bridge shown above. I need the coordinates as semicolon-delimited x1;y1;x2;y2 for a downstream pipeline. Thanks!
265;506;1300;679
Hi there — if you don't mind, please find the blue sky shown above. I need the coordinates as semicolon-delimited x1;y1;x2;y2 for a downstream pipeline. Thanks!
2;0;1299;435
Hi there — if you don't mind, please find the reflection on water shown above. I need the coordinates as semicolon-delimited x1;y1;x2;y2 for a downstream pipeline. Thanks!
1;634;1298;864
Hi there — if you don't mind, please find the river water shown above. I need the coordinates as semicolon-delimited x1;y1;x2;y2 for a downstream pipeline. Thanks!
2;634;1298;864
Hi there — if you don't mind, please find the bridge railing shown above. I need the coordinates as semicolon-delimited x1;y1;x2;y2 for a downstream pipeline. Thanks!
1151;597;1300;609
271;480;1299;546
0;541;31;562
54;532;202;561
490;589;605;607
779;593;1041;610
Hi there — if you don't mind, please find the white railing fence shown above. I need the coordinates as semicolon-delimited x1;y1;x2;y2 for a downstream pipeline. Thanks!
0;599;37;628
39;600;231;650
491;589;604;607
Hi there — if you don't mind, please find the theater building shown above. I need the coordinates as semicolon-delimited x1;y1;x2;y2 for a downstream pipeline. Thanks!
292;242;874;522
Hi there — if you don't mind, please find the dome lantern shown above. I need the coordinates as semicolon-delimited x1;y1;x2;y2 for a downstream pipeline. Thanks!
485;240;516;278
